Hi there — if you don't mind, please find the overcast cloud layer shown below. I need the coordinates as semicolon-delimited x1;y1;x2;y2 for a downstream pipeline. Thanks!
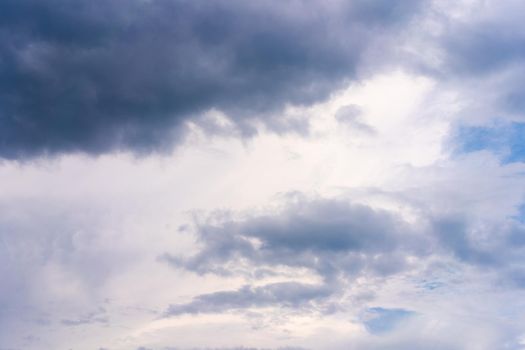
2;1;525;350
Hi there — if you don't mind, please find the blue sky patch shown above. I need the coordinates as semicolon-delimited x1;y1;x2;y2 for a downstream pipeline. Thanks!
511;202;525;224
362;307;415;334
454;122;525;163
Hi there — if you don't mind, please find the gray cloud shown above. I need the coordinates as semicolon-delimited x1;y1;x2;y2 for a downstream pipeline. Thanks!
163;196;429;282
165;282;332;317
439;9;525;78
405;1;525;126
447;22;525;121
430;214;525;286
162;194;525;318
60;307;108;326
161;196;432;316
335;104;376;134
0;0;423;159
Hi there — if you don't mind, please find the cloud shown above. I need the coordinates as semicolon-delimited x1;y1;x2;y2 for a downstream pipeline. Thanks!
162;195;429;282
0;198;135;346
160;195;435;318
429;213;525;285
0;0;423;159
165;282;332;316
335;104;376;135
437;1;525;78
161;191;525;323
406;0;525;127
60;308;108;326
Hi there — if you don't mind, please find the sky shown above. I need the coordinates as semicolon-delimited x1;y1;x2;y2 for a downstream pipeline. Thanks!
1;0;525;349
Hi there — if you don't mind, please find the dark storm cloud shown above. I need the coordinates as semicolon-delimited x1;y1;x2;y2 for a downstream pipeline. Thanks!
165;281;332;316
0;0;423;159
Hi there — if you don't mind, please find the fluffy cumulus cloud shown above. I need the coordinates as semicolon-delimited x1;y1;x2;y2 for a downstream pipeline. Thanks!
2;0;525;349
